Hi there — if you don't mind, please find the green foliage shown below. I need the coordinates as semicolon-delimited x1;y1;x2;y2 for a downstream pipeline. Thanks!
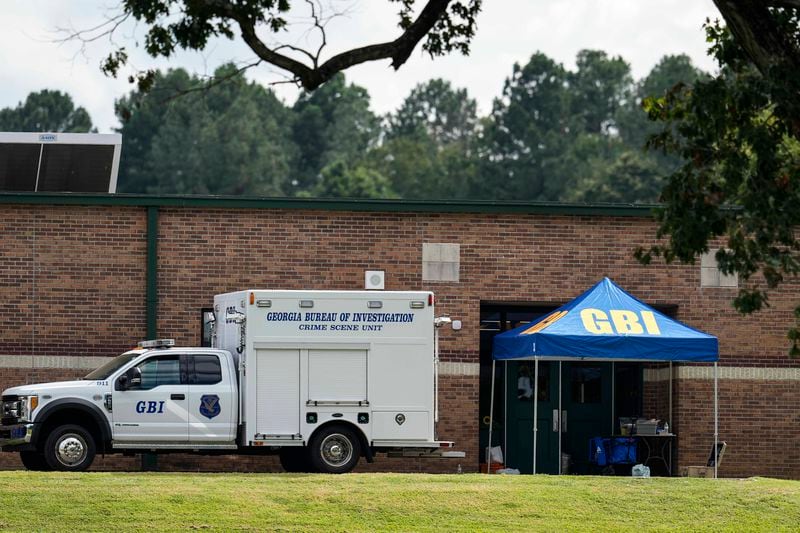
106;0;290;80
116;64;295;195
366;135;476;199
291;74;380;194
0;90;94;133
474;49;675;204
375;78;478;198
566;150;663;204
303;161;396;199
638;15;800;355
615;54;707;153
476;53;575;201
569;50;632;134
387;78;477;144
390;0;482;57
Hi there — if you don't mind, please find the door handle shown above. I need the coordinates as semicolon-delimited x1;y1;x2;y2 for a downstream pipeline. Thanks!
171;394;185;400
561;410;568;432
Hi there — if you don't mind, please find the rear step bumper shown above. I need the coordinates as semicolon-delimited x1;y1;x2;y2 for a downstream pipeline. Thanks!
372;440;465;458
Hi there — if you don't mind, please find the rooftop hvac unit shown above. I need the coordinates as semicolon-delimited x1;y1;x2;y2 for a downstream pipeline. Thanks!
0;132;122;193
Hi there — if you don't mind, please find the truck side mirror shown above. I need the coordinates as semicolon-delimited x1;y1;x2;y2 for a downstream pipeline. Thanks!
116;367;142;391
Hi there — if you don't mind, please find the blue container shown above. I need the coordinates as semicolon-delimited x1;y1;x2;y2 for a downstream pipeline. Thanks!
609;437;637;464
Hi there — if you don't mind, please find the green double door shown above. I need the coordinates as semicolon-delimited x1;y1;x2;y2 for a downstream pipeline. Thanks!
504;361;613;474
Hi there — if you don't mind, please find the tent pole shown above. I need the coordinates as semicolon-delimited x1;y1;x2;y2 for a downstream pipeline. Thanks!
714;361;718;479
669;362;673;427
533;358;539;475
504;361;508;463
558;361;562;475
611;361;615;435
488;359;496;474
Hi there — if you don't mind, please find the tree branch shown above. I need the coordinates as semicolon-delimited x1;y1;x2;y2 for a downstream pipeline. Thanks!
712;0;800;74
235;0;453;90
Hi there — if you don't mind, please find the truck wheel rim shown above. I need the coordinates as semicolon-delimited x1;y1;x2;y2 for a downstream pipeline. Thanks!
55;434;87;467
320;434;352;468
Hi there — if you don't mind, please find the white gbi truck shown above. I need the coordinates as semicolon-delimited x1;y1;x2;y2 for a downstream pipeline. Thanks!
0;290;461;473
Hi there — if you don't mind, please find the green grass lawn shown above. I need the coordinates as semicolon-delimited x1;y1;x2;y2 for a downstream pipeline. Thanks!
0;472;797;532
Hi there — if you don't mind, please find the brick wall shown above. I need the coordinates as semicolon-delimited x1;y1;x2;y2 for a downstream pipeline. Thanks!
1;203;798;476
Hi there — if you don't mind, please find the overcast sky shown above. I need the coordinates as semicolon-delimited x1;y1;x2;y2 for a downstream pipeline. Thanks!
0;1;721;132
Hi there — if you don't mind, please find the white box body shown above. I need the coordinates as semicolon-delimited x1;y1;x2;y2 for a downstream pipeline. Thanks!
213;290;435;446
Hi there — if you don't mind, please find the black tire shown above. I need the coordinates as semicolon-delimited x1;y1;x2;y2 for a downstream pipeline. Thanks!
308;425;361;474
19;451;50;471
279;447;313;473
43;424;96;472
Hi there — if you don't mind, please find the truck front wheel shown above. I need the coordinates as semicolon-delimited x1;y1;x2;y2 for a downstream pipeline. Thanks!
308;425;361;474
43;424;96;472
19;451;50;471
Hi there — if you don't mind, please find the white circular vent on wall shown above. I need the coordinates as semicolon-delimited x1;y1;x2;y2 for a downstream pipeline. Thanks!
365;270;385;290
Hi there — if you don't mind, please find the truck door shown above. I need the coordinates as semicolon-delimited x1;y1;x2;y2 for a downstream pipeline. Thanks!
255;348;300;438
187;353;235;442
112;354;189;442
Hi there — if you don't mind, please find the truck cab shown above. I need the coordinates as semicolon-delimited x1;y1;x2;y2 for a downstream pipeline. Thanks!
0;340;239;471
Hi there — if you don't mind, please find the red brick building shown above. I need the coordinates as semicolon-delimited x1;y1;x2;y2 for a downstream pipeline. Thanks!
0;193;797;477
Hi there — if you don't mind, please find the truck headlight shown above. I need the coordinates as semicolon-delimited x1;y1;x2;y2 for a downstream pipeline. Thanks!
16;395;38;422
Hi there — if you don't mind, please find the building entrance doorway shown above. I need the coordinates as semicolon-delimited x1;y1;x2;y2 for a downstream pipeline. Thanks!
480;304;643;474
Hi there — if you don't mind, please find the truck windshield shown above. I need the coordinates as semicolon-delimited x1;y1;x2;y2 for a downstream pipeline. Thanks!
84;352;141;380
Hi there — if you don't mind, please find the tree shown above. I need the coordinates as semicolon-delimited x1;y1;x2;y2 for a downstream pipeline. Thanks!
0;90;94;132
568;50;632;135
291;74;379;193
638;9;800;355
615;54;707;153
373;78;478;198
476;50;639;202
116;64;295;195
387;78;478;144
75;0;482;93
566;149;664;204
476;52;575;201
304;160;397;199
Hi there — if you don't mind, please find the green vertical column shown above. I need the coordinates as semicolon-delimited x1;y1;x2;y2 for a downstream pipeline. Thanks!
146;206;158;339
144;205;159;472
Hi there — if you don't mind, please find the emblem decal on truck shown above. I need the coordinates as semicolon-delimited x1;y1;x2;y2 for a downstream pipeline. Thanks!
200;395;221;419
395;413;406;426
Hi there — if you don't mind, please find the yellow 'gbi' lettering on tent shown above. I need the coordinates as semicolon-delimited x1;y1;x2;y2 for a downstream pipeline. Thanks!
580;308;661;335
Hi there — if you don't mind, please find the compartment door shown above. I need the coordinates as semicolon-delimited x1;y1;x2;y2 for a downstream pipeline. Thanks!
308;349;367;403
255;349;300;436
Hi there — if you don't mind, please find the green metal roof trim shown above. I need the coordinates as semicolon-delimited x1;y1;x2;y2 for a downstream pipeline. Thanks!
0;192;658;217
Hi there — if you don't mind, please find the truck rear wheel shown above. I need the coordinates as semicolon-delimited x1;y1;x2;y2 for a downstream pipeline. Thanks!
20;451;50;471
309;425;361;474
279;447;313;473
43;424;96;472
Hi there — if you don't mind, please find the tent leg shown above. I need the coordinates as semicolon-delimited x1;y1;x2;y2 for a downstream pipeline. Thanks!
714;362;718;479
488;360;496;474
558;361;562;475
611;361;615;435
669;362;673;427
533;358;539;475
504;361;508;463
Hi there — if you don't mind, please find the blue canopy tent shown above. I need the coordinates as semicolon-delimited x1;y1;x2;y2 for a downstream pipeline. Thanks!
487;278;720;476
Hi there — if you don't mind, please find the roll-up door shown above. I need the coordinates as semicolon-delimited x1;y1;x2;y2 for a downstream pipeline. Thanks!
255;349;300;436
308;349;367;403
